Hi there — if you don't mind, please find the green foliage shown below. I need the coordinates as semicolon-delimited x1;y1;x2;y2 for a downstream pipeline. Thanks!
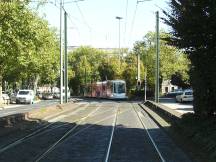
98;57;123;81
68;46;105;95
171;72;190;89
163;0;216;116
0;2;59;91
132;31;190;91
174;114;216;162
122;54;144;91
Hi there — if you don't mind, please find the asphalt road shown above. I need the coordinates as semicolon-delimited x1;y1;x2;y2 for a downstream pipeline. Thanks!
0;100;192;162
0;99;59;118
159;98;194;114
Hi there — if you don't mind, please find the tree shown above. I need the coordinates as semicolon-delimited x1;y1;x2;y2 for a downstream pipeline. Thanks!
171;72;190;89
0;1;59;106
98;57;125;81
163;0;216;116
122;54;144;91
132;31;190;93
68;46;105;95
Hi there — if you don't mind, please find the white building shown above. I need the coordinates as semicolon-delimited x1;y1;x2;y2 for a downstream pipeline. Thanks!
161;80;178;94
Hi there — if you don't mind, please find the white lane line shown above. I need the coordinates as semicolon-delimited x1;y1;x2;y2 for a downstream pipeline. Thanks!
135;106;166;162
104;105;118;162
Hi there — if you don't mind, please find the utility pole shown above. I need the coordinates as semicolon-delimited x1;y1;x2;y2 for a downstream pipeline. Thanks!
155;11;160;103
144;69;147;102
60;0;63;104
64;11;68;103
137;52;141;90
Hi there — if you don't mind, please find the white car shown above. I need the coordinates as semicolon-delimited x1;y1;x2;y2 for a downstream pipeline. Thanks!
176;90;193;103
16;90;34;104
0;93;10;104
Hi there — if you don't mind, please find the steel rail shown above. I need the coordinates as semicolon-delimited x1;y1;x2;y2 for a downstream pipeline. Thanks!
35;104;130;162
0;103;88;154
132;103;166;162
104;105;119;162
34;104;102;162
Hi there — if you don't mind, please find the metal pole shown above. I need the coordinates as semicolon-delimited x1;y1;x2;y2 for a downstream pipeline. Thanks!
60;0;63;104
64;11;68;103
118;18;121;62
155;11;160;103
144;69;147;101
84;66;86;96
137;52;140;89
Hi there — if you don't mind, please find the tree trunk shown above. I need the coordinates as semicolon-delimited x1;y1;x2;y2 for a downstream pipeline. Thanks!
33;75;39;94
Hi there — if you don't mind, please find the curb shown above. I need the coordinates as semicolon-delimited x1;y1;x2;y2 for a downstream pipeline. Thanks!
0;101;74;127
144;100;182;122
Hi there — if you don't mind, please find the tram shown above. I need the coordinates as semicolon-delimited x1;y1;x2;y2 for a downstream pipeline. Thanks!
85;80;128;100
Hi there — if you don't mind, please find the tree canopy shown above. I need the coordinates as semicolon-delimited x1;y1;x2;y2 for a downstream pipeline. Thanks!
132;31;190;91
0;1;59;101
163;0;216;116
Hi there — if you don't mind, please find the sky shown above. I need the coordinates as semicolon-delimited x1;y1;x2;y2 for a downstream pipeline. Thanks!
31;0;169;49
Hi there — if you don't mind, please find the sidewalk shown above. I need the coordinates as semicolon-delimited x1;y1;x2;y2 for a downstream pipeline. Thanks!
0;100;41;110
160;102;193;114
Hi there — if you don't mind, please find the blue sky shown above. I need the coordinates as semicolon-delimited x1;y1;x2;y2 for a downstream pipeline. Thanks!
31;0;169;49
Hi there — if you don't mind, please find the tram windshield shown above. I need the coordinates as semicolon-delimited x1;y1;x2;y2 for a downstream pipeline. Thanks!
118;82;125;93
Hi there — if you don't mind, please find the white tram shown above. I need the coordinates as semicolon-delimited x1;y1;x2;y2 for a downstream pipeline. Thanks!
85;80;128;100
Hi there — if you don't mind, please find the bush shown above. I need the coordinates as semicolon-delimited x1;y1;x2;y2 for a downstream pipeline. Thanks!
174;114;216;161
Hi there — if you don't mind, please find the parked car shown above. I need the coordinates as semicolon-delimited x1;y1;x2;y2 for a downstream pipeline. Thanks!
42;92;54;100
53;92;60;99
16;90;34;104
166;90;183;98
1;93;10;104
176;90;193;103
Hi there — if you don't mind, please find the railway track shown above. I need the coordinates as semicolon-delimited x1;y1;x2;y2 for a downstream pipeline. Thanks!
0;102;123;162
132;103;166;162
0;103;89;154
35;104;122;162
0;101;191;162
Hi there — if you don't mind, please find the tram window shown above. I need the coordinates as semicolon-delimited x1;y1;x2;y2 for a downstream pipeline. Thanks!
114;83;117;93
118;83;125;93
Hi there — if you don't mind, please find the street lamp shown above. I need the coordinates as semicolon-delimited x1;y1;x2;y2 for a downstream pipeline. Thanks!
116;16;123;63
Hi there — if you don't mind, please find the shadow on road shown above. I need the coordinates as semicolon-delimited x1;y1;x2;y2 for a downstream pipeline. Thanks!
0;109;192;162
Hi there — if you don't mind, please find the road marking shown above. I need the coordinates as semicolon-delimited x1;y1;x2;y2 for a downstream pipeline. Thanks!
134;104;166;162
104;105;118;162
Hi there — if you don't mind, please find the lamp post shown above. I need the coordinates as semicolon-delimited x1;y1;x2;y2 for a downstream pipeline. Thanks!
116;16;123;64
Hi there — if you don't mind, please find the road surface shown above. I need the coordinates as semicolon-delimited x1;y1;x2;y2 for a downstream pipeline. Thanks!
160;98;194;114
0;100;59;118
0;100;192;162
